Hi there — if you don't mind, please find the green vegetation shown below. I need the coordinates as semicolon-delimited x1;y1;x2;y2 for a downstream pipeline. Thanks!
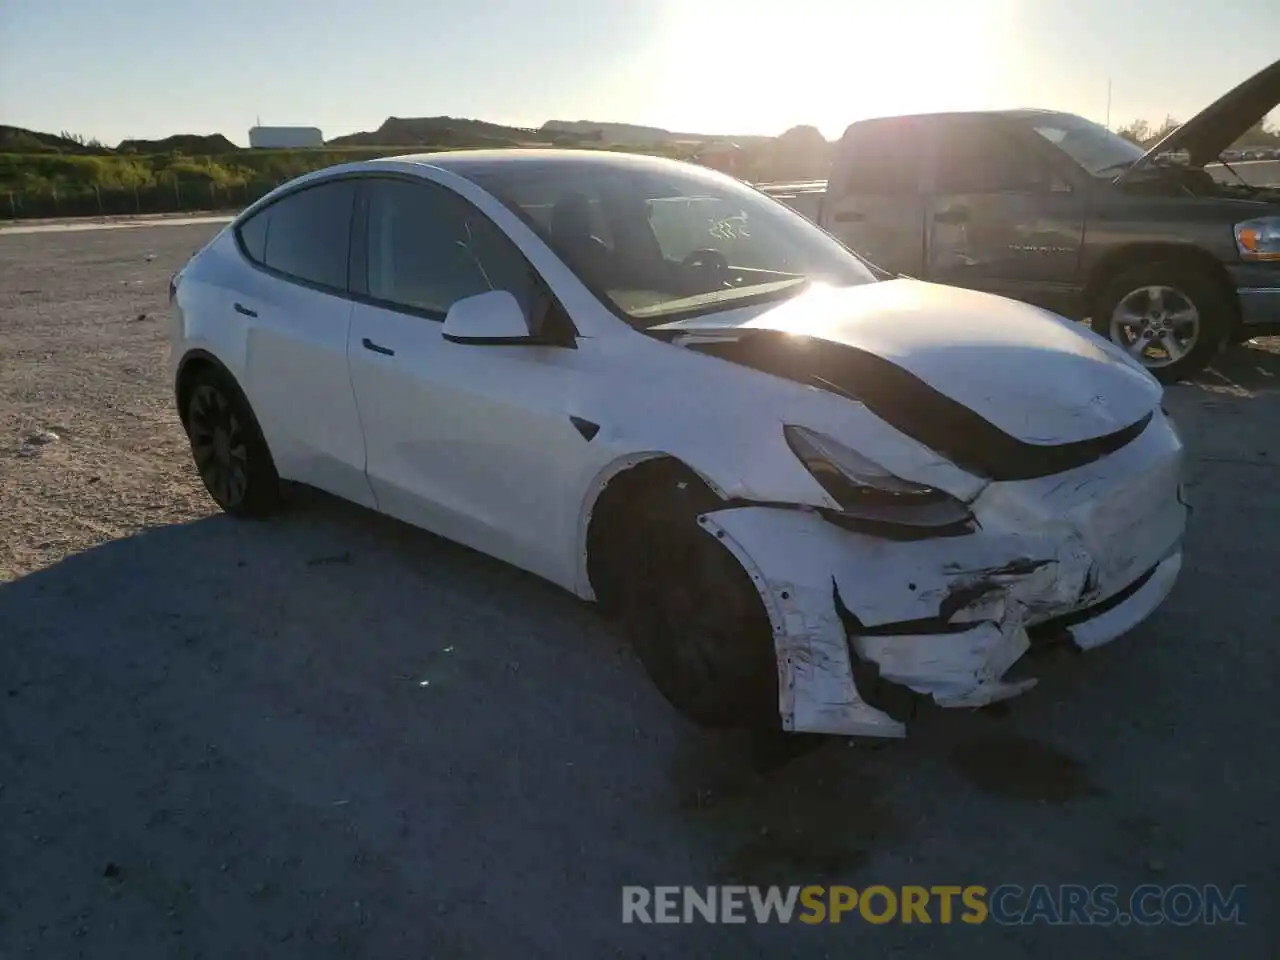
0;142;701;219
0;115;828;219
0;146;437;218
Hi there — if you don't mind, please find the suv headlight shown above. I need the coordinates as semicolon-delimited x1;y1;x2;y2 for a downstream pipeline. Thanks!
1234;217;1280;262
783;425;975;531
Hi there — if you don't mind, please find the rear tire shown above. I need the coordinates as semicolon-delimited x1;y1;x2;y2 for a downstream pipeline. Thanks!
1091;263;1232;383
181;366;281;518
611;482;780;730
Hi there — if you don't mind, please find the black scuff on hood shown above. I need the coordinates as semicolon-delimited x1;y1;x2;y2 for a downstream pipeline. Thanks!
664;328;1151;482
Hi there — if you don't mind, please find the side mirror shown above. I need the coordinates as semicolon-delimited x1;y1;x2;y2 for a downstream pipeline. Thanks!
441;291;533;345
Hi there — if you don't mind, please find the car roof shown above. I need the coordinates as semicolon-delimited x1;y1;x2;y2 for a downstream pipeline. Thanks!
234;148;721;224
837;109;1084;137
382;148;694;181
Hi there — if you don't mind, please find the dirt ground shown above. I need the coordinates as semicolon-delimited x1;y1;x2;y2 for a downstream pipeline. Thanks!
1;223;1278;958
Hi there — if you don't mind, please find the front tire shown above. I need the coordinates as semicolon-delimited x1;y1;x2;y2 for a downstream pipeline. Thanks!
1091;263;1232;383
613;484;780;730
181;367;281;517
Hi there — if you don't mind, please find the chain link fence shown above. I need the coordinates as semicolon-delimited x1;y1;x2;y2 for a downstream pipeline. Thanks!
1;180;287;221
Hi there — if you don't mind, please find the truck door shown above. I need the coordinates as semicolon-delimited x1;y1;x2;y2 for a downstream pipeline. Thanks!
925;115;1086;317
822;118;928;277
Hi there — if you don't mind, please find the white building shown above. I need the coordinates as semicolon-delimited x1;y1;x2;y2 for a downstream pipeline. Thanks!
248;126;324;149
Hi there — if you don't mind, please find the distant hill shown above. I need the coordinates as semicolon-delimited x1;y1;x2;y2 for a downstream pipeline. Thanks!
117;133;239;154
2;116;785;158
0;125;107;154
541;120;675;146
0;125;241;156
325;116;774;150
540;120;773;148
327;116;563;148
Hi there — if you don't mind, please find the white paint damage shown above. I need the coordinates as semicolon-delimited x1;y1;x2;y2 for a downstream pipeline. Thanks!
698;409;1187;737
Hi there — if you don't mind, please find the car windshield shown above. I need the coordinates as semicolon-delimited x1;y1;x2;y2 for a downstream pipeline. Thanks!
465;156;876;326
1023;113;1147;177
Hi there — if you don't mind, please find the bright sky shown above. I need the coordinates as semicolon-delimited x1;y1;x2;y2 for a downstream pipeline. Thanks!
1;0;1276;146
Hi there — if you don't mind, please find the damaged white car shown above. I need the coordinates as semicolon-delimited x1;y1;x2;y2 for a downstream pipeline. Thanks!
169;150;1188;738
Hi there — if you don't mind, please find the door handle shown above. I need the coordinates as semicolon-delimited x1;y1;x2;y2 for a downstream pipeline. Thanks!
361;337;395;357
233;302;257;318
934;206;970;224
834;210;865;223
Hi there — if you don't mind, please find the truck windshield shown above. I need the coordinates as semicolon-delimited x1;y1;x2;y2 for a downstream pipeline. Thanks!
1024;114;1146;177
466;157;876;327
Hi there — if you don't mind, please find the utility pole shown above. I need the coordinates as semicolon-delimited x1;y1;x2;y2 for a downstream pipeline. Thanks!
1105;79;1112;130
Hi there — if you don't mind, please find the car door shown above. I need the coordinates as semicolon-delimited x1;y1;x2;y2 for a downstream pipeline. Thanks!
235;178;376;507
347;175;593;581
822;117;929;276
925;116;1086;315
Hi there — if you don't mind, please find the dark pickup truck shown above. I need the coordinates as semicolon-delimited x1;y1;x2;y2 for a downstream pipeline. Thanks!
763;57;1280;381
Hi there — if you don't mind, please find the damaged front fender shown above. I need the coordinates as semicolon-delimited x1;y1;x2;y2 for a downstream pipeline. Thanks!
699;498;1183;737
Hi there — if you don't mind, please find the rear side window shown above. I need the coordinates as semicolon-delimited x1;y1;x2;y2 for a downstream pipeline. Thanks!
258;180;357;291
835;120;925;196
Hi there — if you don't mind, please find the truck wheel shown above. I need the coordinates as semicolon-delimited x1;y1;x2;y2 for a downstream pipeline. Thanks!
1091;264;1232;383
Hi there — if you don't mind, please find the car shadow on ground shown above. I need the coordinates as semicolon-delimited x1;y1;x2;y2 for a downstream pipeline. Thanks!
2;384;1276;955
0;497;915;954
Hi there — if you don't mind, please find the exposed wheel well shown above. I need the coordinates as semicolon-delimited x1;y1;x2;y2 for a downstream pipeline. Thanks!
1083;244;1239;326
584;456;721;615
174;355;222;426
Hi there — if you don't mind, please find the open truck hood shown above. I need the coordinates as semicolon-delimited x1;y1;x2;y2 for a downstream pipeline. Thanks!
1123;56;1280;176
649;280;1161;482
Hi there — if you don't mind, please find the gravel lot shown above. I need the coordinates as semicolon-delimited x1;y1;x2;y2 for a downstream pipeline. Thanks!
1;223;1278;958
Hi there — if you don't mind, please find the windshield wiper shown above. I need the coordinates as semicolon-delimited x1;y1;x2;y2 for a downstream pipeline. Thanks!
1094;159;1138;177
632;277;811;324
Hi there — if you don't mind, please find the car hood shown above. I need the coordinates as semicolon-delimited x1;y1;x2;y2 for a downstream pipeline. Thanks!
648;280;1162;481
1123;56;1280;175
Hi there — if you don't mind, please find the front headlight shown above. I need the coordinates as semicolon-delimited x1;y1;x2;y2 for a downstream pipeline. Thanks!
1234;217;1280;262
783;425;975;531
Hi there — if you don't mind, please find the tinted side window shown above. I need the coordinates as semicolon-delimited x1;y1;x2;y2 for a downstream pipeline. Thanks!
261;180;357;290
837;120;924;195
935;123;1055;194
365;179;534;318
237;209;269;263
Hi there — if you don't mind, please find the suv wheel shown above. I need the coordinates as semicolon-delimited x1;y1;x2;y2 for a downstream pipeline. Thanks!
1091;263;1232;382
613;484;780;730
181;367;281;517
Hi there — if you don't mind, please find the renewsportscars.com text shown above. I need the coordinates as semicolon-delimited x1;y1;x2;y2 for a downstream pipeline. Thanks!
621;884;1247;926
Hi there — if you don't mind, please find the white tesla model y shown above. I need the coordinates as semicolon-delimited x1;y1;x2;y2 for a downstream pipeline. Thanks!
169;150;1188;738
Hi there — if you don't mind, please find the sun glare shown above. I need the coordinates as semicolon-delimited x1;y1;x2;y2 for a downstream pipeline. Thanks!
657;0;1012;137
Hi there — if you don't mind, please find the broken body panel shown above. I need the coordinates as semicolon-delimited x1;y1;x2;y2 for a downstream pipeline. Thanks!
699;407;1186;736
650;281;1188;736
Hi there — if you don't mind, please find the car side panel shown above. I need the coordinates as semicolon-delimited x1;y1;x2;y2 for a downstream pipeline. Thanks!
244;275;374;506
1077;193;1262;278
175;233;375;508
919;117;1087;316
348;300;596;585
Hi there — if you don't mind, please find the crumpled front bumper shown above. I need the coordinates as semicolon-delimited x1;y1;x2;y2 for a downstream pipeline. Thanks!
697;411;1188;738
